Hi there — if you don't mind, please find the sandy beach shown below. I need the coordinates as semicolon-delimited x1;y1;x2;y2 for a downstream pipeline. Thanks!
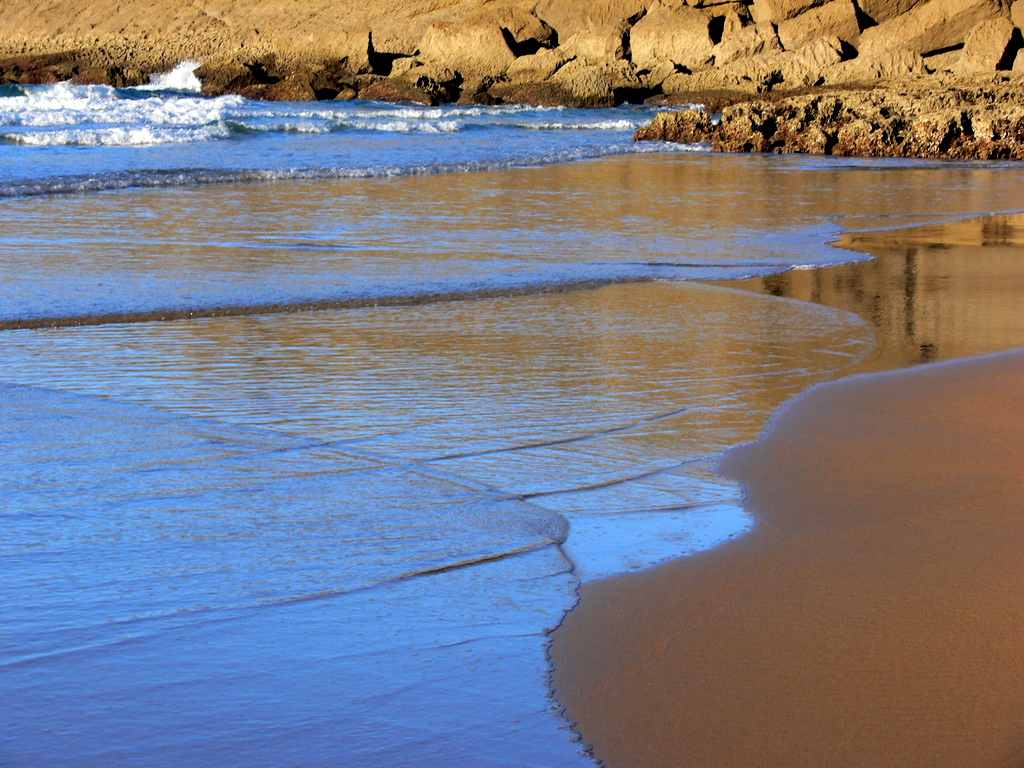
550;216;1024;767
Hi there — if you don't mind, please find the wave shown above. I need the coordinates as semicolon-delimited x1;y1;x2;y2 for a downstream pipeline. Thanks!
0;79;690;147
132;60;204;94
0;140;705;197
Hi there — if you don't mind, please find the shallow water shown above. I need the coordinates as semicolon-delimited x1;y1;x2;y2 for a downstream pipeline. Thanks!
5;75;1024;767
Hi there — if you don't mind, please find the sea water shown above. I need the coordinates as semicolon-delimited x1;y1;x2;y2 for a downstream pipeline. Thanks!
4;63;1024;767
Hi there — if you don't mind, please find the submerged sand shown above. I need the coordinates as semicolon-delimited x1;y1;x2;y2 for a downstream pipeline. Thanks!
550;217;1024;767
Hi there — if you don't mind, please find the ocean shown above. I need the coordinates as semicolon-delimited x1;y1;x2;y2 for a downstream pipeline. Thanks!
3;63;1024;767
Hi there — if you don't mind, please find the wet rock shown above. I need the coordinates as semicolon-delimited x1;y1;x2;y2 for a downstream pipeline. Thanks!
954;17;1022;73
633;107;715;141
630;6;716;71
357;66;461;105
240;73;316;101
636;83;1024;159
418;20;516;79
859;0;1008;58
776;0;861;51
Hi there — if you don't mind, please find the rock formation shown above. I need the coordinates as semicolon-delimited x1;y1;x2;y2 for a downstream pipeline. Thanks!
0;0;1022;107
635;78;1024;159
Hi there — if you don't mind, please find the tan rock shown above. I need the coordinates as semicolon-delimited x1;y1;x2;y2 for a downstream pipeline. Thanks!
777;0;861;51
778;35;846;83
418;20;516;78
630;6;716;71
859;0;1008;57
388;57;422;77
641;59;682;87
561;21;631;63
533;0;647;42
1012;0;1024;29
713;22;782;65
826;47;928;82
720;9;749;38
634;108;714;141
924;48;963;71
749;0;825;24
857;0;929;24
548;57;617;104
955;17;1022;72
505;47;569;82
483;7;558;52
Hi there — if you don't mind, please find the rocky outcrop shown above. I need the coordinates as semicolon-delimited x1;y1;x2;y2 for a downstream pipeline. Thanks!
635;79;1024;159
0;0;1023;107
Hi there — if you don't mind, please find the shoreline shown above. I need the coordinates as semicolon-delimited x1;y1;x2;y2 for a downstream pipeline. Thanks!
549;211;1024;766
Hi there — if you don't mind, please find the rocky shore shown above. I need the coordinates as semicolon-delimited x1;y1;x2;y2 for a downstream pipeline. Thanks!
635;78;1024;157
1;0;1022;108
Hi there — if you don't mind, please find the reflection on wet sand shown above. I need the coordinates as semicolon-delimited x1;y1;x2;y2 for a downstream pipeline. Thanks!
551;211;1024;768
723;212;1024;369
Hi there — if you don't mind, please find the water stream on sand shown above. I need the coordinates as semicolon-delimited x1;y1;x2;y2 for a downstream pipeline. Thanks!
4;70;1024;767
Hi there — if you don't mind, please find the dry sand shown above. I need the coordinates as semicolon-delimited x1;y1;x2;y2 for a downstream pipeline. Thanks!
550;347;1024;767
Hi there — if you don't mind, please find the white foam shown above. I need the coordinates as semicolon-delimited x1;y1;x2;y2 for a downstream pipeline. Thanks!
135;61;204;93
7;124;232;146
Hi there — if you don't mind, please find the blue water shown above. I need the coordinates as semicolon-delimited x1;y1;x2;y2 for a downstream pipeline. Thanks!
0;63;693;197
4;63;1024;768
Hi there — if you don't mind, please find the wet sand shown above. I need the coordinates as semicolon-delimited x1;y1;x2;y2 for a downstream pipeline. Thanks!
549;215;1024;767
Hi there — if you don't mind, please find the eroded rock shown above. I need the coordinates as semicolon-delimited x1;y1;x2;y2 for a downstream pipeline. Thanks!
637;83;1024;159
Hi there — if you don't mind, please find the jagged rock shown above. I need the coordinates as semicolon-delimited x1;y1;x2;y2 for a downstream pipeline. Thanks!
1013;0;1024;28
955;17;1022;72
634;108;714;141
749;0;826;24
713;22;782;66
777;0;861;51
533;0;646;43
561;20;631;64
505;48;569;82
418;21;516;78
480;7;558;53
636;84;1024;159
630;6;716;71
859;0;1008;58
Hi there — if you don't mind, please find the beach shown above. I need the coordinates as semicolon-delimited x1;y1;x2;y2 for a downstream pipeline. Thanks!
4;78;1024;766
550;214;1024;767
